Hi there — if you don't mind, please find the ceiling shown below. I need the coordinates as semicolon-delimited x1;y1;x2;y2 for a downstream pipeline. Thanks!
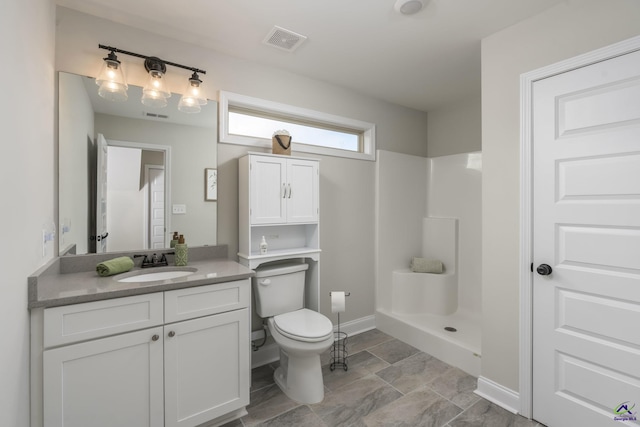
58;0;565;112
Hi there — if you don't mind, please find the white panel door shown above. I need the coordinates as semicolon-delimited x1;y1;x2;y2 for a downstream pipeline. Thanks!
43;327;164;427
533;49;640;426
250;156;287;224
286;158;319;223
148;166;165;249
164;309;250;427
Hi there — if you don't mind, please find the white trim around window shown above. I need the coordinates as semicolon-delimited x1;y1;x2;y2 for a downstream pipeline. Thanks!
218;91;376;161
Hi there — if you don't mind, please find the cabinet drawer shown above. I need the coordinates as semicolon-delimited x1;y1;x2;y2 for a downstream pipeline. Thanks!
164;279;250;323
43;293;164;348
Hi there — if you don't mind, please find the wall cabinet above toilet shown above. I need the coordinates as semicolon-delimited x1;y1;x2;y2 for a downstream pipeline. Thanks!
239;153;321;265
248;154;319;225
238;152;321;312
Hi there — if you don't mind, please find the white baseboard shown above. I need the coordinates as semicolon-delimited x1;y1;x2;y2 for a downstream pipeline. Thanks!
475;376;520;414
333;314;376;336
250;314;376;369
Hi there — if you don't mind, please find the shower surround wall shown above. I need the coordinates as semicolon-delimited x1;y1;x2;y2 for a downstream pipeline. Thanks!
375;150;482;376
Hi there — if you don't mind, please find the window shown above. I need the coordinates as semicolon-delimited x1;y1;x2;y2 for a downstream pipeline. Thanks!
219;91;376;161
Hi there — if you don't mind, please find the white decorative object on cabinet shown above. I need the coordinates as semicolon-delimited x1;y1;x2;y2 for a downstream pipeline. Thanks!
37;280;250;427
238;152;321;311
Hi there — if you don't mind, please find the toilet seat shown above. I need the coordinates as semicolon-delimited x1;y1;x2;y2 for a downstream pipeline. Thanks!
273;309;333;343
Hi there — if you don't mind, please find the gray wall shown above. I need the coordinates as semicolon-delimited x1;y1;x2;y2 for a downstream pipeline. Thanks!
427;95;481;157
55;7;429;324
0;0;56;425
58;72;94;254
481;0;640;393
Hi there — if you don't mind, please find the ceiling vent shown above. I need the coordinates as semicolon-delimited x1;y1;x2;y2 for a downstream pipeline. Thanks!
263;26;308;52
144;112;169;119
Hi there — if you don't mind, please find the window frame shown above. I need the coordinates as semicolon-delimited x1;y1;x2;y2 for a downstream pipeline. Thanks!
219;91;376;161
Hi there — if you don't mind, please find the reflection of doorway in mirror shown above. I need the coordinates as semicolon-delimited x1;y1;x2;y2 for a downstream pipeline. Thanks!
145;165;165;249
105;142;169;251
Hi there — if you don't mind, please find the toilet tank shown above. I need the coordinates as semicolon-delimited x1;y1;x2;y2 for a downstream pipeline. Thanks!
252;262;309;317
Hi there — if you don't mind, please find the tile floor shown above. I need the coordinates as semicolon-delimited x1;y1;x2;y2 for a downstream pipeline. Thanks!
225;329;545;427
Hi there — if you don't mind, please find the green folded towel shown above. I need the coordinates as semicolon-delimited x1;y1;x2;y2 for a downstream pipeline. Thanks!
410;257;444;274
96;256;135;277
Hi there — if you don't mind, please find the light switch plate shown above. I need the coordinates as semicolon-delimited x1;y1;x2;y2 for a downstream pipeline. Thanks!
172;204;187;214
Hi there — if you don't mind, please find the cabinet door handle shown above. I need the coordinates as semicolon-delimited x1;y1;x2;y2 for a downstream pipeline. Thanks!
151;334;159;342
288;184;292;198
168;331;176;338
282;183;286;198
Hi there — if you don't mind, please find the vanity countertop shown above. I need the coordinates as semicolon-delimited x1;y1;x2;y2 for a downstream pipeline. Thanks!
28;246;255;309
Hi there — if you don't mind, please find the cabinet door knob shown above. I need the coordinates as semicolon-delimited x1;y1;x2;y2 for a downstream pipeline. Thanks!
288;184;292;198
260;279;271;286
168;331;176;338
151;334;159;341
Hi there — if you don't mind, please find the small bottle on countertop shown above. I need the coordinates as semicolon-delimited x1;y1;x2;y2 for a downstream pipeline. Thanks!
260;236;268;255
170;231;179;248
175;234;188;266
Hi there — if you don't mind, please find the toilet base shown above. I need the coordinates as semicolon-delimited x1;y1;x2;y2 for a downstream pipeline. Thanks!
273;349;325;404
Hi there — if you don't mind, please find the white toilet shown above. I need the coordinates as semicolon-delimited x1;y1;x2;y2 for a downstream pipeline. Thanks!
252;262;334;404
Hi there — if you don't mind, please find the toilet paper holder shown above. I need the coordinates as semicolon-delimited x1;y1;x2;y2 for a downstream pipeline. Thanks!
329;291;350;372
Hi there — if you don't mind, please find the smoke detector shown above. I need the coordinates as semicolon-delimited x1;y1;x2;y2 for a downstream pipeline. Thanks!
394;0;429;15
263;26;308;52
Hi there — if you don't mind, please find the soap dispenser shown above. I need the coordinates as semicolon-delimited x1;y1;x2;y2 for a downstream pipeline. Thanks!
175;234;188;266
170;232;179;248
260;236;268;255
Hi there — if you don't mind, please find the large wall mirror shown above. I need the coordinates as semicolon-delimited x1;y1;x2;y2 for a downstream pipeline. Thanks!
58;72;217;255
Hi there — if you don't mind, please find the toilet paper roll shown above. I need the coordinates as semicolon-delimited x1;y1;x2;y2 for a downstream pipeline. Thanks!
331;291;346;313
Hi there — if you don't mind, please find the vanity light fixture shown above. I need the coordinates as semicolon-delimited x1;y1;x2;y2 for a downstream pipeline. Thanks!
178;72;208;113
97;44;207;112
95;49;128;102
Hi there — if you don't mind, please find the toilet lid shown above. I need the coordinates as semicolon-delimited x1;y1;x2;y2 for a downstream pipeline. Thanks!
273;309;333;343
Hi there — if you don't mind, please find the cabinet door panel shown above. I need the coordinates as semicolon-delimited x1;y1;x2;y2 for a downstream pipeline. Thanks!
164;309;250;427
250;156;286;224
287;159;319;223
43;292;164;348
43;327;164;427
164;280;250;323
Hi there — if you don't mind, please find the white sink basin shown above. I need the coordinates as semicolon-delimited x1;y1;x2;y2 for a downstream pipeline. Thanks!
116;268;197;283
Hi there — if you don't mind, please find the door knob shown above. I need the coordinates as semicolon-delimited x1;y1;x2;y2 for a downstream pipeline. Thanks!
536;264;553;276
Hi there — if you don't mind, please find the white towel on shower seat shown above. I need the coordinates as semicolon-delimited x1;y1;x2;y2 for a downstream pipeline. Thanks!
410;257;444;274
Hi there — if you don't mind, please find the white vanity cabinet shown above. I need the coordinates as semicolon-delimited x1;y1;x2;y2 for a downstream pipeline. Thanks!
37;280;250;427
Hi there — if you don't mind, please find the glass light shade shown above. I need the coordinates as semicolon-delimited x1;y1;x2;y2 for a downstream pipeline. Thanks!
141;90;169;108
96;56;128;101
178;96;201;113
98;81;128;102
178;75;207;113
142;69;171;107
